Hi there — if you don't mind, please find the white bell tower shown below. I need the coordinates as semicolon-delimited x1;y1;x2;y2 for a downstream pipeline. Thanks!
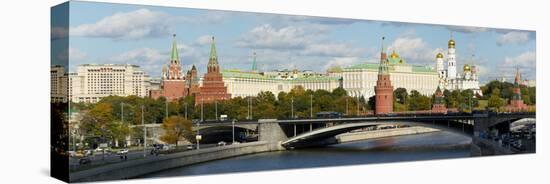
447;33;457;80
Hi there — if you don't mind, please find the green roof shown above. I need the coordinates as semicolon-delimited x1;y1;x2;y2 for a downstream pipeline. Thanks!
344;63;436;74
345;63;380;70
387;56;406;64
222;69;341;82
411;65;435;73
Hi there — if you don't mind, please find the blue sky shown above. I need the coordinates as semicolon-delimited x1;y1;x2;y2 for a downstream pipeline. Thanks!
55;1;536;84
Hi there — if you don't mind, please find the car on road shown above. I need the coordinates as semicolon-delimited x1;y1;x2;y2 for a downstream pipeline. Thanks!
79;157;91;165
217;141;227;146
68;151;76;157
186;144;196;150
117;149;129;155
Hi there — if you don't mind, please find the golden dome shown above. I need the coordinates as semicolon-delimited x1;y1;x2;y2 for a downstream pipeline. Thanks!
436;53;444;59
448;39;455;48
463;64;471;72
390;50;399;59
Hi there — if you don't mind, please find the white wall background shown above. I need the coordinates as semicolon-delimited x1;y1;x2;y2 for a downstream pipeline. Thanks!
0;0;547;184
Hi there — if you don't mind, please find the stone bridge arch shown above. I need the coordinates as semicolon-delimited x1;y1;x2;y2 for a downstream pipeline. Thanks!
281;120;472;149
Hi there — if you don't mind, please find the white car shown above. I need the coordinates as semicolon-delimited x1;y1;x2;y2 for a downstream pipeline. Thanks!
68;151;76;157
117;149;129;155
217;141;227;146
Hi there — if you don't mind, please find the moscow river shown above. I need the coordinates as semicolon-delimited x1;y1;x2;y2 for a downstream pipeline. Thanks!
144;131;471;178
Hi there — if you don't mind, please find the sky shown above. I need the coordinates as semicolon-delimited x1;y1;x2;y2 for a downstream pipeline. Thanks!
53;1;536;84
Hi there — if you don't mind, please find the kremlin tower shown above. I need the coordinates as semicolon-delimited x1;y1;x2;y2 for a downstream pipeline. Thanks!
150;34;187;102
506;68;528;112
431;86;447;114
186;65;200;96
374;37;394;115
195;37;231;105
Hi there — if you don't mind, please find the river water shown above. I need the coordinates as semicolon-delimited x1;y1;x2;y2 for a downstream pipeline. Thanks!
144;131;471;178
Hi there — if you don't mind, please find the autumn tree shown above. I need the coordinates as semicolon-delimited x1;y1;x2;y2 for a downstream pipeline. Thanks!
160;116;194;147
78;102;132;147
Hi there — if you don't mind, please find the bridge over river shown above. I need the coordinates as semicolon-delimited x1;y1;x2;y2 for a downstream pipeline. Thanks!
69;112;535;182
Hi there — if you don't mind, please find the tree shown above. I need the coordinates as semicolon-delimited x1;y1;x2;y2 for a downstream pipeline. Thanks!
394;88;408;105
408;90;432;111
488;89;504;110
367;96;376;111
255;91;277;119
332;87;347;98
80;103;116;145
160;116;194;147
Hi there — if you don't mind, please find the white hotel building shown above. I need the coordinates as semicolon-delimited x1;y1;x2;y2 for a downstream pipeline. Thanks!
69;64;151;103
51;65;69;103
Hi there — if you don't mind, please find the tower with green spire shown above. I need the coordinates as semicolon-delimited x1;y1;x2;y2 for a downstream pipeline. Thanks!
166;34;183;80
374;36;393;115
378;36;389;74
151;34;186;102
207;36;220;73
196;36;231;104
170;34;180;64
251;52;258;71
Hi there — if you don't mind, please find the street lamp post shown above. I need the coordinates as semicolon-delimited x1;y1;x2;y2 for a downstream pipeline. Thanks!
121;102;124;123
141;105;146;158
346;97;349;115
215;101;218;121
357;96;360;116
247;96;252;120
310;94;313;118
291;96;294;119
201;98;204;122
184;102;188;120
72;129;76;152
469;94;473;112
196;121;201;150
232;119;236;144
165;100;168;118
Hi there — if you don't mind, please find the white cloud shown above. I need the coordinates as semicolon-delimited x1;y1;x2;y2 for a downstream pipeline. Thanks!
177;43;208;68
57;47;87;63
301;43;364;57
71;9;172;40
51;26;68;40
237;24;363;58
388;36;438;64
497;31;530;46
108;48;167;76
110;48;165;64
324;57;360;70
504;51;536;68
195;35;214;46
68;47;87;61
445;25;488;33
236;24;312;50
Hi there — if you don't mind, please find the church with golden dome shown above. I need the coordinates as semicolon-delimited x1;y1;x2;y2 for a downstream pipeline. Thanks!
435;36;483;96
